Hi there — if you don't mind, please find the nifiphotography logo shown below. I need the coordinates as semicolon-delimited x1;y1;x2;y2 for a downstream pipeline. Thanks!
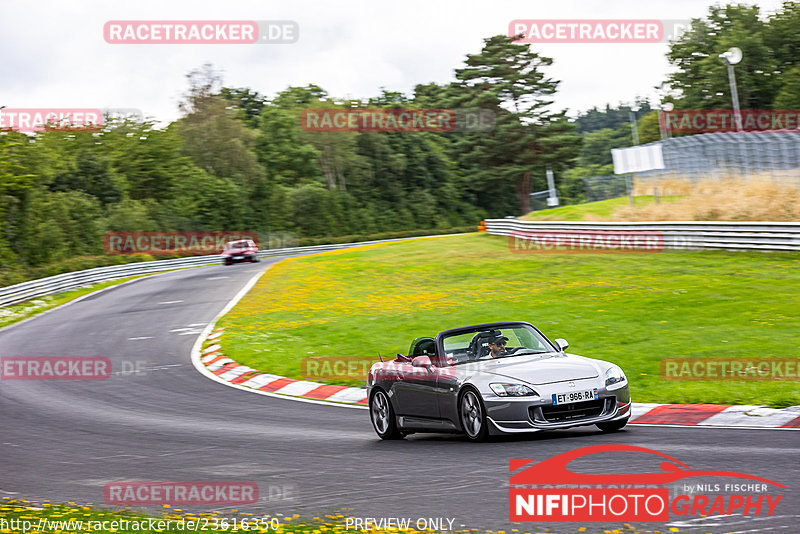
509;444;784;522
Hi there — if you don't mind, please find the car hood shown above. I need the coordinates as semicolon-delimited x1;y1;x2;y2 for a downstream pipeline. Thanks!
469;353;600;385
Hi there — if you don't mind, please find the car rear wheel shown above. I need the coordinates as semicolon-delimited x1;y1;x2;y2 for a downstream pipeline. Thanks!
596;418;629;432
370;390;403;440
460;389;489;442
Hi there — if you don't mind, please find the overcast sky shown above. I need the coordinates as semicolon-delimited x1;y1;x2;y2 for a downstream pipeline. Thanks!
0;0;787;125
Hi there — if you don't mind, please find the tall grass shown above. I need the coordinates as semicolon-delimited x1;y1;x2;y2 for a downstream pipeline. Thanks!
618;175;800;221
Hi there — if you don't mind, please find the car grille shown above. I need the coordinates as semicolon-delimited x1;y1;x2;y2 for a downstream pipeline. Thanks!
537;398;607;423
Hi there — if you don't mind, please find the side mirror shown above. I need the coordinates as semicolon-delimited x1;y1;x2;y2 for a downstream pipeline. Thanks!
412;355;433;370
555;338;569;351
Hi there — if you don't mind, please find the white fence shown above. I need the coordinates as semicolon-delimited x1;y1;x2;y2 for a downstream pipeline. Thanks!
0;240;406;308
485;219;800;252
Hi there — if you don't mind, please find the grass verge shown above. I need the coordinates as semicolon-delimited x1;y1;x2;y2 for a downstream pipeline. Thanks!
521;196;679;221
218;233;800;408
524;177;800;222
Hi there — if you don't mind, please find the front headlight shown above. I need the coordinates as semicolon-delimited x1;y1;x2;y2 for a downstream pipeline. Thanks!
489;383;538;397
605;366;627;389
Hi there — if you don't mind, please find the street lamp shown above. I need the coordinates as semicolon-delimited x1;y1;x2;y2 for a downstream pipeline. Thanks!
719;47;743;132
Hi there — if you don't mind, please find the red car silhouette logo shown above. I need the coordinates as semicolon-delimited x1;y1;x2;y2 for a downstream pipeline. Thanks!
510;444;785;487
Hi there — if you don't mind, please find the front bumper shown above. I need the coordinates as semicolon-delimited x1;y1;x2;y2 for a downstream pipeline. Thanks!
482;383;631;435
223;254;257;263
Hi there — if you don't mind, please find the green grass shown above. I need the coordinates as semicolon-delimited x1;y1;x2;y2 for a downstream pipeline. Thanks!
218;233;800;407
521;195;680;221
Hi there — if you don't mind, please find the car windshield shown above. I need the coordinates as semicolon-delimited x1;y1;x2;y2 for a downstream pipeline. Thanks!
228;241;249;249
442;325;556;365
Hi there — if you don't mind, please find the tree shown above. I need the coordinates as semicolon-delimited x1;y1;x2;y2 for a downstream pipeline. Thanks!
0;132;35;271
221;87;267;128
271;84;328;108
574;100;652;134
577;128;631;167
637;111;663;145
449;35;581;216
106;121;193;202
176;64;265;189
256;106;322;186
773;65;800;108
51;149;122;206
17;190;104;265
763;1;800;78
665;4;777;110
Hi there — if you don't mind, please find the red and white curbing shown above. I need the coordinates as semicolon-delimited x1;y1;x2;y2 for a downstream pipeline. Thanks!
199;327;368;406
197;328;800;428
629;402;800;429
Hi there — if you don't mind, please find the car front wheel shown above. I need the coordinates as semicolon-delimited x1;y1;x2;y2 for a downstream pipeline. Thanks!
370;390;403;440
460;389;489;441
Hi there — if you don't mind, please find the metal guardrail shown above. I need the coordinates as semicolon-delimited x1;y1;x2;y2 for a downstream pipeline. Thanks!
0;239;418;308
485;219;800;252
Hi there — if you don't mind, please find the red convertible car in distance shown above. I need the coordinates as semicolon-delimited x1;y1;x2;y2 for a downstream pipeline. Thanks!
221;239;260;265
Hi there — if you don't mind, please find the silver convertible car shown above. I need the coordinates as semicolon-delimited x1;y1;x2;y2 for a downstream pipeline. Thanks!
367;321;631;441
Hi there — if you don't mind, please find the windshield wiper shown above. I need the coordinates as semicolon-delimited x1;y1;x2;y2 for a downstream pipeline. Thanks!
510;349;550;356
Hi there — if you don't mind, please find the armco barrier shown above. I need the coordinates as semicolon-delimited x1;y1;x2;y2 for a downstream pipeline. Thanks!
0;239;429;308
485;219;800;252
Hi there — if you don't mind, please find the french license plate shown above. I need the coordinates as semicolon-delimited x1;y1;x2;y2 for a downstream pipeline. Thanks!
233;256;244;260
552;388;598;405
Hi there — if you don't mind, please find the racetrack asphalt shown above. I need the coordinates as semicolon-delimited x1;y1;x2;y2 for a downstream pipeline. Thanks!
0;258;797;534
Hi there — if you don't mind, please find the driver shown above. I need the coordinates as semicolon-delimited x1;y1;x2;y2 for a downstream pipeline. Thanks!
486;334;508;358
